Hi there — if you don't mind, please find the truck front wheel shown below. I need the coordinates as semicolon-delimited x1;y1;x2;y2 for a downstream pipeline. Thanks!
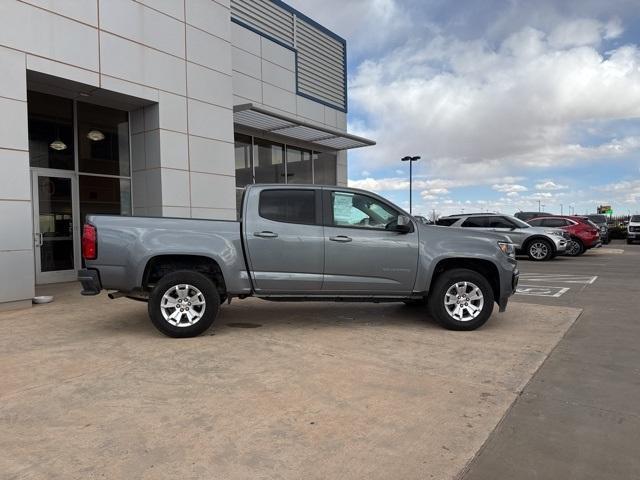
428;268;494;331
148;270;220;338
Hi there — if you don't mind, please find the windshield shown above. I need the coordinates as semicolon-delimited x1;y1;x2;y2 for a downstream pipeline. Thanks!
631;215;640;222
588;215;607;224
508;216;531;228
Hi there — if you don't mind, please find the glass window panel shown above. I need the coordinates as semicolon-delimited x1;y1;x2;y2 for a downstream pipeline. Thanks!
259;189;316;224
461;216;493;228
331;192;398;229
313;151;337;185
286;146;312;184
254;138;285;183
79;176;131;226
77;102;130;176
234;133;253;187
236;188;245;220
28;91;75;170
38;176;74;271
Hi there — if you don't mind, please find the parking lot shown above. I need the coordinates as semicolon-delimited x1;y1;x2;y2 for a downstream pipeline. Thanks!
1;241;638;479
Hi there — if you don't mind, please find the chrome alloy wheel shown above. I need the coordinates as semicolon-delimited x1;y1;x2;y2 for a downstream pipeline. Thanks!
444;281;484;322
529;241;549;260
160;284;206;327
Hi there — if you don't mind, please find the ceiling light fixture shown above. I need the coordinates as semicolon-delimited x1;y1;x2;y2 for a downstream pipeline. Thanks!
86;130;105;141
49;140;67;151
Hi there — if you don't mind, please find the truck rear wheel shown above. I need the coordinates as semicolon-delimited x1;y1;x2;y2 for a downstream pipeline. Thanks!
148;270;220;338
427;268;494;331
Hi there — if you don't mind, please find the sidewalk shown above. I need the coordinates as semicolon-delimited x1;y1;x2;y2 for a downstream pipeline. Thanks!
462;241;640;479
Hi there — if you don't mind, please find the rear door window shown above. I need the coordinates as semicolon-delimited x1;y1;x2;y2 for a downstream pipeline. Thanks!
461;216;493;228
436;218;459;226
259;189;316;225
542;218;567;228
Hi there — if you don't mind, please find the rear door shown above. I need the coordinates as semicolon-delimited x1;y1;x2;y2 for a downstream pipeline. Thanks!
487;216;529;247
243;187;324;293
322;189;419;295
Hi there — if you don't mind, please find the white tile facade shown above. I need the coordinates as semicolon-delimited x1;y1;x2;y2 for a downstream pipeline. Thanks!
0;0;351;306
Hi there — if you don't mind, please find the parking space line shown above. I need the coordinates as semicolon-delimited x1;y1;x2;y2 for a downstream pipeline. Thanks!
518;274;598;284
516;285;571;298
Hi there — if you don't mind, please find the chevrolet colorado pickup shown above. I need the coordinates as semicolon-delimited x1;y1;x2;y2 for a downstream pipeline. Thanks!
78;185;519;337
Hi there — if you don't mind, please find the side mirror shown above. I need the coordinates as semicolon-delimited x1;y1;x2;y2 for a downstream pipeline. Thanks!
395;215;412;233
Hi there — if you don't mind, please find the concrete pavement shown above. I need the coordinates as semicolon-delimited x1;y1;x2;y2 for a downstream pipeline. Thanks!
0;280;579;479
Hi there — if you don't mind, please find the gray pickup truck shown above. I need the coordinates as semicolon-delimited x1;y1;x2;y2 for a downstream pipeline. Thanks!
79;184;519;337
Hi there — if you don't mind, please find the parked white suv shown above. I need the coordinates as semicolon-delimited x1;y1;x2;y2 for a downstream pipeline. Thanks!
628;215;640;244
437;213;568;261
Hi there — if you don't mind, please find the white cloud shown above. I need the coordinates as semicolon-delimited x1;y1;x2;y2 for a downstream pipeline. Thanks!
596;180;640;204
348;20;640;183
492;184;528;193
535;181;568;191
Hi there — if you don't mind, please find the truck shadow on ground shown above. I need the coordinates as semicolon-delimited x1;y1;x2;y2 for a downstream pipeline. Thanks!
98;299;498;338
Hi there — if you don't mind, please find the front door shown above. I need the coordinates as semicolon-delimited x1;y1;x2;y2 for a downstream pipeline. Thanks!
31;170;79;283
322;190;419;295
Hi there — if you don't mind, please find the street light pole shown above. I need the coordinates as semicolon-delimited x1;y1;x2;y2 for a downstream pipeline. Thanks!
401;155;421;214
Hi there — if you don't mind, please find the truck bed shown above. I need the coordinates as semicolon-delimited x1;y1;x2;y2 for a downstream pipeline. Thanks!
84;215;252;295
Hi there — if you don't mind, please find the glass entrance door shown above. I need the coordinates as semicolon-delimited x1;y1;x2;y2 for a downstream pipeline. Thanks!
31;170;79;283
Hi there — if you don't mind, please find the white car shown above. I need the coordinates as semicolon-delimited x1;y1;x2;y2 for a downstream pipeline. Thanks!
628;215;640;244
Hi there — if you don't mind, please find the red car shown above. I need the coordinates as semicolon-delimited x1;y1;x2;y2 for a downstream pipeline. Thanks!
527;216;600;256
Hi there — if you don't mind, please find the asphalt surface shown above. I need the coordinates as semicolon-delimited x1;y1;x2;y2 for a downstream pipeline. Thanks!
462;240;640;480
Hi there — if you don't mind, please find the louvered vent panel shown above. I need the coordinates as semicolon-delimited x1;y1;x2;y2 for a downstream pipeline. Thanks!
231;0;294;46
296;19;346;110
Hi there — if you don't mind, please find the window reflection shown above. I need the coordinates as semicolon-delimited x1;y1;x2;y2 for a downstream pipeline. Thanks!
28;91;75;170
77;102;130;176
234;133;252;187
286;146;312;184
79;176;131;226
313;151;337;185
255;138;285;183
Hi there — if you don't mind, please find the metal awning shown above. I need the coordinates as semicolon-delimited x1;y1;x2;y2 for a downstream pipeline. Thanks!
233;104;375;150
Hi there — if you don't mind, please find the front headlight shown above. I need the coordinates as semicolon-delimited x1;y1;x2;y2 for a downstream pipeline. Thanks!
498;241;516;258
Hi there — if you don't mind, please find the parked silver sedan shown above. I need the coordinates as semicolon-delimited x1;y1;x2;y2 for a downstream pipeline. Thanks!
437;213;568;261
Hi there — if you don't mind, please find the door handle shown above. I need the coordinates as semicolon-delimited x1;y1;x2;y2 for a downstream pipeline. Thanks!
254;231;278;238
329;235;352;243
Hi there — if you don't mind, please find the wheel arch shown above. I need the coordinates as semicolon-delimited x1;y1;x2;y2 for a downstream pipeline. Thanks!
141;254;227;297
523;235;557;254
428;258;501;304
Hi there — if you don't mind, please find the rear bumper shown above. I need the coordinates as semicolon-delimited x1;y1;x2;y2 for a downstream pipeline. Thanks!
78;268;102;296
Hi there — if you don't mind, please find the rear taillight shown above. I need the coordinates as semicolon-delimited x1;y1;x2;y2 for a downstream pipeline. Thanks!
82;224;97;260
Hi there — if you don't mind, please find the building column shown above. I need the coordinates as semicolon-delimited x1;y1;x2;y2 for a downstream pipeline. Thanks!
0;46;34;310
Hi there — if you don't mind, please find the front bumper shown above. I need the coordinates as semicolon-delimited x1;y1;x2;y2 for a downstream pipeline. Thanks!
78;268;102;296
499;268;519;312
552;237;568;253
628;231;640;239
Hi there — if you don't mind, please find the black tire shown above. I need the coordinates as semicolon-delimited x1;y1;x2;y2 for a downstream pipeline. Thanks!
403;298;427;307
427;268;494;331
526;238;554;261
148;270;220;338
565;238;584;257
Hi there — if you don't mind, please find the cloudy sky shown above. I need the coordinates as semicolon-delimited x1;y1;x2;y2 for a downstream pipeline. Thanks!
287;0;640;217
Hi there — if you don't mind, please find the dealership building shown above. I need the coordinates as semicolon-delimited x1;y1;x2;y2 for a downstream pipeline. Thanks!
0;0;374;309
